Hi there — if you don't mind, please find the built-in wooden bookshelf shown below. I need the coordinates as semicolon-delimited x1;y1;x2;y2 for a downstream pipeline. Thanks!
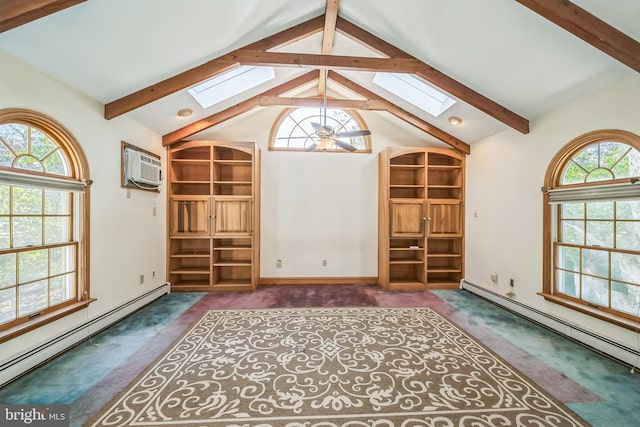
379;147;464;290
167;140;260;292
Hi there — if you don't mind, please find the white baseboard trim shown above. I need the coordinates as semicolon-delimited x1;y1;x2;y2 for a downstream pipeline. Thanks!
460;279;640;368
0;283;170;387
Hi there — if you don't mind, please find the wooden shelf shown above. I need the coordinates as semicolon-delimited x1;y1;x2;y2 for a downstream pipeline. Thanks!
380;147;464;291
168;141;259;292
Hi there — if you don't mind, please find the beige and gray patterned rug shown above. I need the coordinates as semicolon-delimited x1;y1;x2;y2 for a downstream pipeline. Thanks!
89;307;589;426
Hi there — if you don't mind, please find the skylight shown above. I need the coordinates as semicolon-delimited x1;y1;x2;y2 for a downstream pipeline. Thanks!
188;66;276;109
372;73;456;117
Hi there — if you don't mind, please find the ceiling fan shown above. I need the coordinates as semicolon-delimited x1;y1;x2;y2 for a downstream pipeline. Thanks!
305;76;372;152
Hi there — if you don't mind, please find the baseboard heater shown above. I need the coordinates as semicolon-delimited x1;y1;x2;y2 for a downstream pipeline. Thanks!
0;283;170;387
460;279;640;368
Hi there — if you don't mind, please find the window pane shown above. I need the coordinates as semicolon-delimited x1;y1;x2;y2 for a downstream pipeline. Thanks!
557;245;580;271
582;275;609;306
586;201;613;219
0;185;8;214
582;248;609;278
561;162;588;184
18;280;48;316
44;190;70;215
50;273;74;305
586;220;613;247
0;217;8;249
45;217;69;244
612;149;640;178
18;249;48;283
13;217;42;247
561;220;584;244
0;253;16;289
611;282;640;315
41;149;68;176
611;252;640;285
14;155;43;172
0;143;13;167
616;201;640;220
0;123;28;154
616;221;640;251
561;203;584;219
0;287;16;324
557;269;579;297
30;128;57;159
12;187;42;214
50;246;74;276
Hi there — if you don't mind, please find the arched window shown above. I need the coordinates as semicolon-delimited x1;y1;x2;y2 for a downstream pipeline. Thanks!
270;107;371;152
0;109;92;341
542;130;640;329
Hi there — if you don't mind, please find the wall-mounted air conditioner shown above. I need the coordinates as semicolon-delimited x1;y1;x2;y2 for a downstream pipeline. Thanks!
125;148;162;187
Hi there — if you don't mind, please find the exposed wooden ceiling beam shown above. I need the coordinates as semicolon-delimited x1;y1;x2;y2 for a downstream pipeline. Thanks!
256;96;388;110
318;0;340;96
0;0;86;33
328;71;470;154
515;0;640;73
162;70;320;146
335;17;530;134
230;50;422;72
105;15;325;119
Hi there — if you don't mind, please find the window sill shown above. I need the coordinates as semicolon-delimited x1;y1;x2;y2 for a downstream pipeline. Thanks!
539;292;640;332
0;299;97;344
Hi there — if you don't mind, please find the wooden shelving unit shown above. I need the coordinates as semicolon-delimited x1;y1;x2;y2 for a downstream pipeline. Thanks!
379;147;464;290
167;140;260;292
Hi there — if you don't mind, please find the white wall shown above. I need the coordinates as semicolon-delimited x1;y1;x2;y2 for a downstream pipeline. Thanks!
0;51;166;361
198;108;441;279
465;75;640;348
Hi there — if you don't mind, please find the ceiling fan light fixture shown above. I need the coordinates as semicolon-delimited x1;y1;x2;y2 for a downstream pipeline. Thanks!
317;137;334;150
448;116;463;126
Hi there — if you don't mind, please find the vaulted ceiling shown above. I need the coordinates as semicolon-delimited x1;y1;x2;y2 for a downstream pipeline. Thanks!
1;0;639;153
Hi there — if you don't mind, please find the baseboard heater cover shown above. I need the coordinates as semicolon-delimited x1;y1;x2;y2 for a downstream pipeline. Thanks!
0;283;170;387
460;279;640;368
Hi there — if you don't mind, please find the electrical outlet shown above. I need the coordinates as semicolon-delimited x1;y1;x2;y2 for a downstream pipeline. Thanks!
490;272;498;283
276;259;282;268
139;274;144;284
322;259;327;267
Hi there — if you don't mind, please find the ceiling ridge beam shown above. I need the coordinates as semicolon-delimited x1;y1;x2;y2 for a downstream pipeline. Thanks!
162;70;320;146
515;0;640;73
318;0;340;95
328;71;470;154
105;15;326;119
0;0;86;33
336;17;530;134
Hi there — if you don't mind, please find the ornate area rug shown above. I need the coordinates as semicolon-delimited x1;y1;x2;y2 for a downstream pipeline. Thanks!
89;307;589;426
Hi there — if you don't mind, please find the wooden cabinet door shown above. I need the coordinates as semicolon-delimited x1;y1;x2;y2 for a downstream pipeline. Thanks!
427;199;462;237
170;197;210;235
213;196;252;237
390;199;425;238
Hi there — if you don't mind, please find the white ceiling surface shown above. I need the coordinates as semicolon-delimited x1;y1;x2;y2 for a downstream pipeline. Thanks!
0;0;638;145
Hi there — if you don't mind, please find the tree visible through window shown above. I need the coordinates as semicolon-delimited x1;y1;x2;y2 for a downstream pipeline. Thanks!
543;130;640;327
0;109;91;340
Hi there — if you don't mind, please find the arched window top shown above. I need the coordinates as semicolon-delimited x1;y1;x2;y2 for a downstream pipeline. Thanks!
0;122;70;176
270;107;371;153
0;109;89;181
546;130;640;188
560;140;640;185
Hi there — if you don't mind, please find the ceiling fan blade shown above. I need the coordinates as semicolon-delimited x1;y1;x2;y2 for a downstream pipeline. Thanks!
334;139;358;152
305;142;318;152
334;129;371;138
